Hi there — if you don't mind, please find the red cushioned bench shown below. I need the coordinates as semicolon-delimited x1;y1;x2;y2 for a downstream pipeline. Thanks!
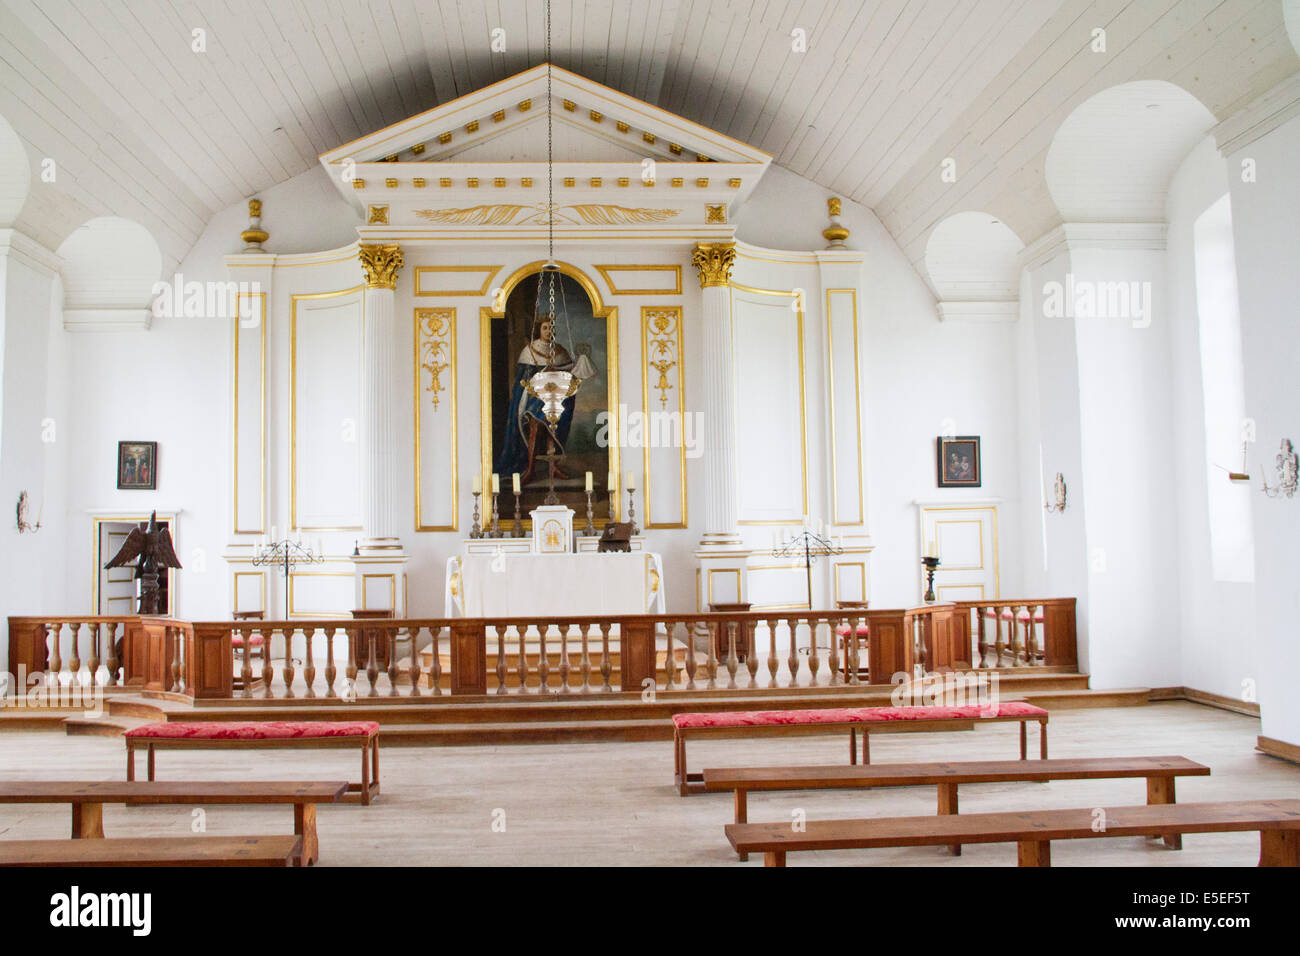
125;721;381;805
672;703;1048;795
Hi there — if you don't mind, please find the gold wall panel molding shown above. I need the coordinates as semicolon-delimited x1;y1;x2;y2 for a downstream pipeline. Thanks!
826;288;865;527
480;261;620;526
290;286;365;532
361;573;397;611
594;264;682;296
233;570;267;614
414;265;504;297
641;306;687;530
288;571;356;618
690;242;737;288
415;307;458;533
414;204;680;226
233;291;267;536
730;282;808;524
358;243;404;289
833;561;867;604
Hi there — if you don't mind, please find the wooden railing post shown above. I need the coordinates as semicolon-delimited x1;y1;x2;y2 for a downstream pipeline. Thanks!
865;608;912;685
618;620;656;693
449;621;487;695
187;623;232;699
1041;598;1078;667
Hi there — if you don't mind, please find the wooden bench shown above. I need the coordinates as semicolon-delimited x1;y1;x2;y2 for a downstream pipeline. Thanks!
704;755;1210;858
0;780;347;866
125;721;381;805
726;799;1300;867
673;703;1049;795
0;835;302;867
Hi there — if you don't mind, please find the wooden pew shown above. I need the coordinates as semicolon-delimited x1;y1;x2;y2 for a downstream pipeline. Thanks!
705;756;1210;858
0;781;347;866
673;703;1049;796
0;835;302;867
725;799;1300;867
125;720;381;805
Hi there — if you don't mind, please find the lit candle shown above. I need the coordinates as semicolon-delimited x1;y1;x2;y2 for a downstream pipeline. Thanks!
585;471;593;492
491;473;500;494
473;474;481;494
512;473;521;495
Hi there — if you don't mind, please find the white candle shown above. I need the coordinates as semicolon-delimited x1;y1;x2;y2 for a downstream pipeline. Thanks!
585;471;593;492
927;539;937;558
512;473;521;494
491;473;500;494
473;474;481;494
607;470;615;491
624;471;633;490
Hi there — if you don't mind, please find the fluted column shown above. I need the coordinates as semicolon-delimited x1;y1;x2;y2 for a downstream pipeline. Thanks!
358;243;404;549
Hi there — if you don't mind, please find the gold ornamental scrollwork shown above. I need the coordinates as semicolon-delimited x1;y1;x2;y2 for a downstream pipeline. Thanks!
690;242;736;289
417;308;454;411
358;243;404;290
644;308;680;409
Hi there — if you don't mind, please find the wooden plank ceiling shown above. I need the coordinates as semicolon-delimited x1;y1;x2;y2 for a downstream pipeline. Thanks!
0;0;1295;272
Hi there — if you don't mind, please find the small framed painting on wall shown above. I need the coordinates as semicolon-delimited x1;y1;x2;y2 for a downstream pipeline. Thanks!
937;436;980;488
117;441;157;490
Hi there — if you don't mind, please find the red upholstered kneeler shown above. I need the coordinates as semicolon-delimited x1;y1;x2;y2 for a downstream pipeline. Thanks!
671;703;1049;795
125;721;381;805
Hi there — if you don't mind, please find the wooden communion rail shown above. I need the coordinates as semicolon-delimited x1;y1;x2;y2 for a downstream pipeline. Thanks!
7;599;1076;702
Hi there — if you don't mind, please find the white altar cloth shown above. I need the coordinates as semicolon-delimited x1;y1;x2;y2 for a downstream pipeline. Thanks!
446;551;665;618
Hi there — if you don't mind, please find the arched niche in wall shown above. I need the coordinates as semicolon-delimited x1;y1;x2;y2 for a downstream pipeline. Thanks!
924;211;1025;322
0;112;30;228
1045;80;1216;223
56;216;162;331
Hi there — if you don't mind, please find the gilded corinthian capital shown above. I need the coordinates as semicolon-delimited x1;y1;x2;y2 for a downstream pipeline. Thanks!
358;243;405;290
690;241;736;289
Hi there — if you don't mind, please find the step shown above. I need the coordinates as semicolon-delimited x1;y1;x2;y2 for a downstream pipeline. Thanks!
63;714;154;737
1020;687;1150;709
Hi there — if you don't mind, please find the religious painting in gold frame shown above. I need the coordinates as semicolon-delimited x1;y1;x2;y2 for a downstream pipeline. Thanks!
480;261;620;527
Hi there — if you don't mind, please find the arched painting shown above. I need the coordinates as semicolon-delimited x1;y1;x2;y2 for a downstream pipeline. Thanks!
483;264;620;524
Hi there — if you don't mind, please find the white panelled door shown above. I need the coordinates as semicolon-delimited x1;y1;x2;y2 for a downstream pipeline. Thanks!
917;504;999;603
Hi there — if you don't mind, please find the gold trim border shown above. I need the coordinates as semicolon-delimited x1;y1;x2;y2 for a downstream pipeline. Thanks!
729;282;808;525
290;286;366;532
233;292;267;535
414;265;503;297
826;288;865;527
233;570;267;614
414;307;458;532
919;505;1000;599
594;264;683;296
641;305;687;529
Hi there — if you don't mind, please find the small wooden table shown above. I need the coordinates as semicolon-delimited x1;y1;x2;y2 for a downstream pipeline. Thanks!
0;780;347;865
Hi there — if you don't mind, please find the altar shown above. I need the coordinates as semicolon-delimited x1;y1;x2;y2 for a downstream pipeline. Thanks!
445;551;665;618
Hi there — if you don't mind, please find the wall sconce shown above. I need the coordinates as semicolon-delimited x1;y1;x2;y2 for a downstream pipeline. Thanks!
1044;472;1068;513
1261;438;1298;499
15;491;41;533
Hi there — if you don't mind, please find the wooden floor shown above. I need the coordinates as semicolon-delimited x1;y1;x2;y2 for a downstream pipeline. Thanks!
0;701;1294;866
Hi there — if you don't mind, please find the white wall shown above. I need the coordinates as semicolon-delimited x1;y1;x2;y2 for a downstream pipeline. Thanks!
1164;135;1257;702
1225;115;1300;749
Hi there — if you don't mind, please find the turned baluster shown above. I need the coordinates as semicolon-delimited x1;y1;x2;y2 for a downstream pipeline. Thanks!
599;623;612;693
324;628;338;697
537;625;550;693
975;607;989;669
281;629;296;698
991;607;1006;668
86;622;101;688
827;618;841;686
238;627;253;699
684;622;698;691
303;627;317;699
786;619;800;687
406;627;422;696
1006;605;1021;667
47;623;61;689
67;623;81;687
105;623;120;687
745;620;759;689
345;626;359;694
429;626;443;697
558;623;570;692
258;627;273;698
847;617;862;685
662;623;676;690
914;615;928;677
807;618;822;684
1030;604;1044;665
496;627;508;695
169;627;182;693
724;622;739;690
767;620;779;687
363;626;378;697
705;620;718;691
580;623;593;693
387;628;401;697
515;626;529;692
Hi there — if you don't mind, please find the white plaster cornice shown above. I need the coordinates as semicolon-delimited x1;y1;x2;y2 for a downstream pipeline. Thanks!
936;300;1018;324
0;228;63;278
1211;70;1300;157
1018;222;1166;271
63;308;152;332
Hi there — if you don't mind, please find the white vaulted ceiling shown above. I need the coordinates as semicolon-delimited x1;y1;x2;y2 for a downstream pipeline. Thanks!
0;0;1296;274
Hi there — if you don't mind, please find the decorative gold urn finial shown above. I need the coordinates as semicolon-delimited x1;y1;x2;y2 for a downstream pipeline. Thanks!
358;243;404;290
823;197;849;248
240;198;269;252
690;241;736;289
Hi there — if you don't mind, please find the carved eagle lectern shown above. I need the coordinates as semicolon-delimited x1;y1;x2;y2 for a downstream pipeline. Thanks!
104;511;182;614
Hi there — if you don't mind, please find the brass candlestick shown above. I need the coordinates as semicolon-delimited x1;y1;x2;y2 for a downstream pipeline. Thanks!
511;489;522;538
921;555;940;603
470;491;482;538
490;492;501;538
626;486;639;535
583;489;596;536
